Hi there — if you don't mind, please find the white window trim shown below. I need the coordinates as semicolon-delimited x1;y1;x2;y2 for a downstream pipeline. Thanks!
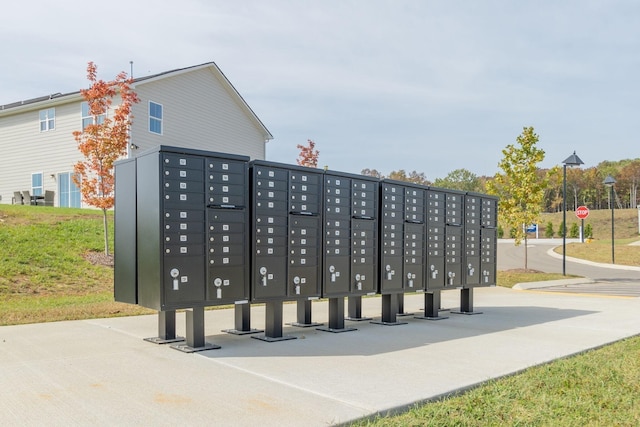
39;108;55;132
31;171;44;196
149;101;163;135
81;102;106;130
58;172;82;208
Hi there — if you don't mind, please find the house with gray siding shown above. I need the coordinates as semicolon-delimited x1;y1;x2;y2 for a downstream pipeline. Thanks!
0;62;272;207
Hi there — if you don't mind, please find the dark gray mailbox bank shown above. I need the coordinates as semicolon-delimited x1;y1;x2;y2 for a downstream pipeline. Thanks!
250;160;323;341
114;145;250;351
377;180;427;325
319;171;379;332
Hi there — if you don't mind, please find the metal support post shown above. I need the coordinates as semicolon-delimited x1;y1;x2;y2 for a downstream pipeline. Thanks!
291;299;322;327
415;291;448;321
371;293;407;326
318;297;357;333
224;302;262;335
253;300;296;342
172;307;220;352
452;288;482;315
346;295;372;321
144;310;184;344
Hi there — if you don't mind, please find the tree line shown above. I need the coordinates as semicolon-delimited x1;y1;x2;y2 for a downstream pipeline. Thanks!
361;156;640;213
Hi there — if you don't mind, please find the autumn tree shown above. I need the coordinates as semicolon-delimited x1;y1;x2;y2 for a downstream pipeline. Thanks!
73;62;139;255
486;126;550;270
296;139;319;167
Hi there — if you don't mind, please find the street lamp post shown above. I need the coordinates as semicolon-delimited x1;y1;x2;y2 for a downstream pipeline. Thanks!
603;175;616;264
562;151;584;276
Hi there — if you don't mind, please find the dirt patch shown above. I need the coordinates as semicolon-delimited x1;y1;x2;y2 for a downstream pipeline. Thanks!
83;251;114;267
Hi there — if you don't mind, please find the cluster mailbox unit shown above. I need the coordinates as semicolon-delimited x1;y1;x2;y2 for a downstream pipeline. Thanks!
115;145;498;351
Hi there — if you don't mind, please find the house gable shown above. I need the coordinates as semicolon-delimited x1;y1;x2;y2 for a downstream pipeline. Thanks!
0;62;272;207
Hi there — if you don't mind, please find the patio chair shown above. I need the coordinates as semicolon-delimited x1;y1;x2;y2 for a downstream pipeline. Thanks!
37;190;55;207
22;190;34;205
13;191;24;205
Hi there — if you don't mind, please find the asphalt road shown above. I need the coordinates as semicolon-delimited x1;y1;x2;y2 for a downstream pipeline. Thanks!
498;238;640;297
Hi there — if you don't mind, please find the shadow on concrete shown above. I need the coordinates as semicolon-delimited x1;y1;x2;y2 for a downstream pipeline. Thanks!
198;305;596;358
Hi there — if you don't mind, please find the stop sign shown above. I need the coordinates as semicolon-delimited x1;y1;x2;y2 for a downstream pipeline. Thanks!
576;205;590;219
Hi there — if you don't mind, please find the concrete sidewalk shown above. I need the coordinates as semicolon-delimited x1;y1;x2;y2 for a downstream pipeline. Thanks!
1;287;639;426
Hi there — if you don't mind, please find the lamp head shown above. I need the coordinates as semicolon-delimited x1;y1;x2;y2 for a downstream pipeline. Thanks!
562;151;584;167
603;175;616;187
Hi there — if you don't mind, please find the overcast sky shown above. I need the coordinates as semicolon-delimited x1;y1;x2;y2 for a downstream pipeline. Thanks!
1;0;638;179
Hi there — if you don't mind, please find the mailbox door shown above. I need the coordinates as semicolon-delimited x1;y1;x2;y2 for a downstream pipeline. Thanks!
351;218;378;294
403;222;425;291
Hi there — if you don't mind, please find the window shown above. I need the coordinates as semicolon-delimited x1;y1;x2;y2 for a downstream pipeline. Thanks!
39;108;55;131
31;172;43;196
81;102;105;130
58;173;82;208
149;101;163;134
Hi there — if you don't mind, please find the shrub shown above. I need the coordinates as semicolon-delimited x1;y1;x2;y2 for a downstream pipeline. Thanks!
557;221;565;238
569;223;580;238
544;221;554;238
584;223;593;239
497;224;504;238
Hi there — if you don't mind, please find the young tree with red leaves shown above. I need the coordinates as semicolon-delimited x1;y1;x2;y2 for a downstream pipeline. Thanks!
73;62;139;255
296;139;320;168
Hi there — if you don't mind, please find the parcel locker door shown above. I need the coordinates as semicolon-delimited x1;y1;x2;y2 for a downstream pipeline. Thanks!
163;256;206;306
426;257;446;290
253;256;287;301
324;256;351;296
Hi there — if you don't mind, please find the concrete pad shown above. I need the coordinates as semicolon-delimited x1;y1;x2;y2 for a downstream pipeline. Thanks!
1;287;639;426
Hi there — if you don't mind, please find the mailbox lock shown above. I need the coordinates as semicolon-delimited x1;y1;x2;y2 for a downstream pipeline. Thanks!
329;265;336;282
468;263;475;276
354;274;363;291
293;276;301;295
385;264;393;281
407;272;415;288
447;271;455;286
259;266;268;286
170;268;180;291
214;277;223;299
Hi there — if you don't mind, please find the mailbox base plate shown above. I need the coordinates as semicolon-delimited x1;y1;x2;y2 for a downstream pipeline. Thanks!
170;343;221;353
143;336;185;344
316;326;357;333
414;315;449;321
252;334;297;342
370;320;408;326
222;328;264;335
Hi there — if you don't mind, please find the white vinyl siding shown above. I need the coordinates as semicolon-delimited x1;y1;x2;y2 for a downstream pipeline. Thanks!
0;99;86;207
130;67;266;160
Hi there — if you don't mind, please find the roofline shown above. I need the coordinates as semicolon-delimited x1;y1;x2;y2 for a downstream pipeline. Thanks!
0;61;274;141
